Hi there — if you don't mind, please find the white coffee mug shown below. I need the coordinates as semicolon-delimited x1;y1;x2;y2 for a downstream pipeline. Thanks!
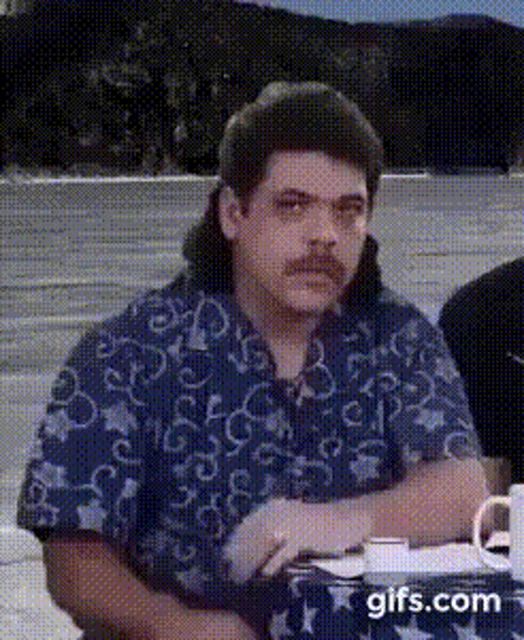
473;483;524;581
364;537;409;573
363;537;409;586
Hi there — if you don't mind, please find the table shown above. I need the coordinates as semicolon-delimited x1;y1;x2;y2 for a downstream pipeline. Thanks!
261;566;524;639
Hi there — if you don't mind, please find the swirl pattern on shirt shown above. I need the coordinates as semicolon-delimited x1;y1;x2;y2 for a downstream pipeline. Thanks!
18;287;479;605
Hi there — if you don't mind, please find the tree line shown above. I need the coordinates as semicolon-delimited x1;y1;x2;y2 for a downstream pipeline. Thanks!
1;0;523;174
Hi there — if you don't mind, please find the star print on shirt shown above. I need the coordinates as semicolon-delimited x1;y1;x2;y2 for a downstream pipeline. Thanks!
394;616;433;639
511;593;524;611
269;610;294;639
77;498;107;531
27;435;44;461
414;409;445;433
187;326;208;351
102;401;137;436
301;601;318;634
350;453;382;484
327;585;354;612
42;409;71;443
175;565;208;593
265;409;293;441
288;574;308;598
16;285;481;612
452;618;482;640
434;356;459;383
36;502;60;528
32;461;68;489
402;444;423;466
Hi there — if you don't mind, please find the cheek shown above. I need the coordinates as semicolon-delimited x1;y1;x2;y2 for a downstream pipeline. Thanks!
251;222;294;257
238;223;288;270
337;231;368;268
351;214;370;238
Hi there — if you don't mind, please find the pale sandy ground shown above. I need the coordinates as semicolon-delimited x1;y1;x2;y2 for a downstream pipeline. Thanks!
0;466;80;639
0;372;80;636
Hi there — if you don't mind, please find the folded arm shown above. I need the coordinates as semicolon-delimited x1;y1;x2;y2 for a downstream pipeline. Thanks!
355;456;489;544
44;532;257;640
224;457;489;581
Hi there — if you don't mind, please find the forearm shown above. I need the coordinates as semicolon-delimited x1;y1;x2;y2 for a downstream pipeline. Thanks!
224;459;490;580
44;533;187;638
346;457;489;545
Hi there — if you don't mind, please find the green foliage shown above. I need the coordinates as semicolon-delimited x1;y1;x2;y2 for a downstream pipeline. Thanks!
1;1;522;173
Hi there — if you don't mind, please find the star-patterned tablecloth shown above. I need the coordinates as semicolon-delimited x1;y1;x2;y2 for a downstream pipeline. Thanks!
263;566;524;639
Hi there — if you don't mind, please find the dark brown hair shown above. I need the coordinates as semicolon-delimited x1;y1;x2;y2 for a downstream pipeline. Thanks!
219;81;383;204
178;82;384;296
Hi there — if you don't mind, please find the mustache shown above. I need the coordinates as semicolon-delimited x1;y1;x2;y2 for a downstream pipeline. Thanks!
284;254;346;284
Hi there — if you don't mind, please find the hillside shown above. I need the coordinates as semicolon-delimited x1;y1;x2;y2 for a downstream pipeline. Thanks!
1;0;522;173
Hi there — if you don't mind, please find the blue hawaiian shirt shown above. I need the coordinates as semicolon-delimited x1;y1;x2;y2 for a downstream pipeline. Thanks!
17;285;480;608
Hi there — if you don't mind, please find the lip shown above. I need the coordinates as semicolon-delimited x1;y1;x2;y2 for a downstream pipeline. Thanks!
291;269;337;284
298;268;333;277
296;266;339;277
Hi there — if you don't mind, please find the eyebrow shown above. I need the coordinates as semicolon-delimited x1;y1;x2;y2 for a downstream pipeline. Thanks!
276;188;368;205
336;193;368;206
275;189;312;198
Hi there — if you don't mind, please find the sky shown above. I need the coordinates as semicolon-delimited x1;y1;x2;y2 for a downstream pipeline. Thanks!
238;1;523;28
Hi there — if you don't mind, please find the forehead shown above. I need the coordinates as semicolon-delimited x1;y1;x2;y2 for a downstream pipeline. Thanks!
259;150;368;199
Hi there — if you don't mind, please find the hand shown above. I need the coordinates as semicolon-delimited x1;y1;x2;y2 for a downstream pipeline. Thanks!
223;498;371;583
144;594;258;640
261;500;371;577
223;498;295;584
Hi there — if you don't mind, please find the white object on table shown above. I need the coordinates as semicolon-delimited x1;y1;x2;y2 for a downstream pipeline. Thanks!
364;537;409;573
309;542;506;578
473;484;524;580
486;530;510;549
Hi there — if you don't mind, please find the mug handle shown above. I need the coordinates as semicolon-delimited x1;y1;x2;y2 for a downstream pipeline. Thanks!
472;496;511;571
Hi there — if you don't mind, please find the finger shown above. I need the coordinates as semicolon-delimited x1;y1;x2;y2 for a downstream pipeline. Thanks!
261;542;298;577
229;554;259;584
259;534;287;563
226;534;284;584
224;541;258;584
222;539;240;565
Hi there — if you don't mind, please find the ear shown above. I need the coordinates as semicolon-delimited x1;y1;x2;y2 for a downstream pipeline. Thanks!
218;186;244;241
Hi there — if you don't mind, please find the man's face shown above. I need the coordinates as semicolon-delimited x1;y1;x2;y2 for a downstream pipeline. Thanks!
221;150;370;318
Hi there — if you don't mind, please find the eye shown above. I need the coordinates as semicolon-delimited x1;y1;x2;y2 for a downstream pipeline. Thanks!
334;202;366;224
275;198;306;216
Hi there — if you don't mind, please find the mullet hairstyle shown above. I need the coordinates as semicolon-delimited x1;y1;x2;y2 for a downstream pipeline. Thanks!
176;82;384;299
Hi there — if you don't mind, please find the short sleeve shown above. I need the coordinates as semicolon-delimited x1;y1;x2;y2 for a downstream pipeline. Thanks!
17;318;154;547
383;315;481;468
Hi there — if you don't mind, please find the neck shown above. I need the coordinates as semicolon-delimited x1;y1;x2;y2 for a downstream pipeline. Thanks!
235;278;320;345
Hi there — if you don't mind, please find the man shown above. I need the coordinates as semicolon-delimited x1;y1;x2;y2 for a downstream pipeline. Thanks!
440;258;523;483
18;82;487;639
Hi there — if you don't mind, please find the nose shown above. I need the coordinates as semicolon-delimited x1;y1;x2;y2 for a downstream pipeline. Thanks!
305;205;338;250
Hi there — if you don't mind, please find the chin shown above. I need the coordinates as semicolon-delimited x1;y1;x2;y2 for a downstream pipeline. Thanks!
283;291;338;316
